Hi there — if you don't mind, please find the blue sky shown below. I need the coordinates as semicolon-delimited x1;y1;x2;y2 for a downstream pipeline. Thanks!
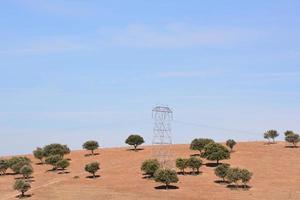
1;0;300;155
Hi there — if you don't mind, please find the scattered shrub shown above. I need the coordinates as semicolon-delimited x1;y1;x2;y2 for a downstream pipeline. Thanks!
154;168;179;190
125;135;145;151
187;157;202;175
226;139;236;152
33;147;44;163
239;169;253;188
83;140;99;155
225;167;253;188
214;163;230;181
0;159;9;175
202;143;230;164
14;179;31;197
190;138;214;154
176;158;189;175
20;165;33;179
85;162;100;178
141;159;160;177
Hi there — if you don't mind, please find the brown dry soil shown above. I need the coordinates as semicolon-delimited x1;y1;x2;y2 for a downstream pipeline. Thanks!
1;142;300;200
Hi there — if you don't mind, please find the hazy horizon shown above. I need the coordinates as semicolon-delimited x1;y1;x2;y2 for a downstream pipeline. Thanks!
1;0;300;156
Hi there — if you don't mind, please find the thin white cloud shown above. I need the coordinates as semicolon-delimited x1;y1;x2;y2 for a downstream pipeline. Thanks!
112;24;263;48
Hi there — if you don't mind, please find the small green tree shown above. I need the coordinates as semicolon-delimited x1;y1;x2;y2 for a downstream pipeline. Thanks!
264;130;279;144
20;165;33;179
43;144;70;157
8;157;31;174
187;157;202;175
125;135;145;151
214;163;230;181
14;179;31;197
226;139;236;152
33;147;44;164
154;168;179;190
141;159;160;177
240;169;253;188
190;138;215;154
85;162;100;178
176;158;189;175
202;143;230;164
285;131;300;147
56;159;70;170
45;155;63;170
83;140;99;155
264;132;271;144
0;159;9;175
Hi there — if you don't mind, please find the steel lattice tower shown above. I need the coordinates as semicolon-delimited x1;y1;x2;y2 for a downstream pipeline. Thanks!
152;106;173;168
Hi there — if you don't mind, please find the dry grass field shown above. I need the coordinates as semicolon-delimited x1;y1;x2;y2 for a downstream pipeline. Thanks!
1;142;300;200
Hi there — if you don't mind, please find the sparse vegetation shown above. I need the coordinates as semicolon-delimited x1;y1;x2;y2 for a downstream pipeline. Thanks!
176;158;189;175
226;139;236;152
202;142;230;164
190;138;214;154
187;157;202;175
154;168;179;190
225;167;253;189
33;147;45;164
85;162;100;178
20;165;33;179
83;140;99;155
141;159;160;177
284;131;300;147
14;179;31;198
125;134;145;151
214;163;230;181
43;144;70;158
0;159;9;175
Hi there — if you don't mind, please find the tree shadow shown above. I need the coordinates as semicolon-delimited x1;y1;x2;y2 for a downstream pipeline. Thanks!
86;175;100;179
66;158;72;161
177;171;202;176
126;148;144;152
58;171;70;174
227;184;251;190
5;172;18;176
15;194;33;199
14;176;34;180
35;162;44;165
214;180;230;185
285;146;298;148
190;153;200;157
205;163;219;167
84;153;100;157
154;185;179;190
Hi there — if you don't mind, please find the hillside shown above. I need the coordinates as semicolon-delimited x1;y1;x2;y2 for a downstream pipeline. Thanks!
1;142;300;200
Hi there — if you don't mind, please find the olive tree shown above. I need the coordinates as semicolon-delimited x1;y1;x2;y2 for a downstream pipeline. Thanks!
83;140;99;155
240;169;253;188
176;158;189;175
226;167;252;188
0;159;9;175
85;162;100;178
14;179;31;198
43;144;70;158
33;147;44;164
214;163;230;181
56;159;70;170
8;157;31;174
284;131;300;147
190;138;214;154
264;130;279;144
226;139;236;152
45;155;63;170
187;157;202;175
141;159;160;177
202;143;230;164
154;168;179;190
20;165;33;179
125;135;145;151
